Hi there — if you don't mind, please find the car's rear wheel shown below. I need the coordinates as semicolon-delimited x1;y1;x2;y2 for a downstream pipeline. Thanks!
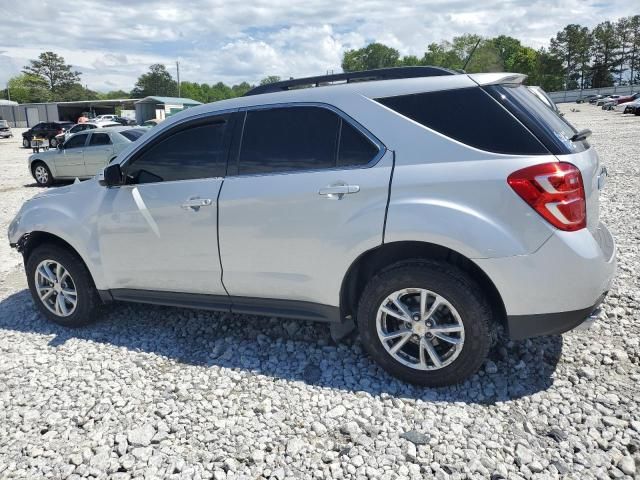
357;260;493;386
49;137;58;148
26;244;101;327
23;138;30;148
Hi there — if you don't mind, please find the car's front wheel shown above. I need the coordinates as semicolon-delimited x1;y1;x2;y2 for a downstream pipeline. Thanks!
49;137;58;148
32;162;53;187
23;137;30;148
357;260;493;387
26;243;101;327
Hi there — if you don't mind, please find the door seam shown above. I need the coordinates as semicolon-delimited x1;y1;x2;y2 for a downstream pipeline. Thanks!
382;149;396;243
216;179;231;300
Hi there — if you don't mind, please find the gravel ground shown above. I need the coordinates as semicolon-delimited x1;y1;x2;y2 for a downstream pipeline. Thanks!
0;105;638;480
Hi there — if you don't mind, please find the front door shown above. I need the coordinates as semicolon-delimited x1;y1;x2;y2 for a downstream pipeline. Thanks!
83;132;114;176
218;105;391;308
56;133;88;177
97;113;234;295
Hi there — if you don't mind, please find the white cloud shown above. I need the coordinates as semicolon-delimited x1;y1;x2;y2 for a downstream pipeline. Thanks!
0;0;636;92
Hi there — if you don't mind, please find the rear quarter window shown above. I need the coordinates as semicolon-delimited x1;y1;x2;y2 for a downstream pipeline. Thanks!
376;87;548;155
485;85;588;154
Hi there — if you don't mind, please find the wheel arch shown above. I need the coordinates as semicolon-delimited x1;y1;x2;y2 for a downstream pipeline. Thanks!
340;240;506;328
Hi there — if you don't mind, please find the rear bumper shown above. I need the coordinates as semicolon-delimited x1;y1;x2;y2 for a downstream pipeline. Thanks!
475;222;616;337
507;294;605;340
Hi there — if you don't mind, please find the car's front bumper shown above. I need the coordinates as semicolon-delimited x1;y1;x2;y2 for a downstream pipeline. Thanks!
475;222;616;339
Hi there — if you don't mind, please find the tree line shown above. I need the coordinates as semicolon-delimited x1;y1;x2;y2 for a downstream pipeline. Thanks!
342;15;640;91
2;14;638;104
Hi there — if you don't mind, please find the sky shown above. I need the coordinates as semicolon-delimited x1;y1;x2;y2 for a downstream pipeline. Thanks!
0;0;637;92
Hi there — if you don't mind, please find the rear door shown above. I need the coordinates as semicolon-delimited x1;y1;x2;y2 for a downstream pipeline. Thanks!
83;132;114;176
97;113;234;295
56;133;88;177
217;105;391;308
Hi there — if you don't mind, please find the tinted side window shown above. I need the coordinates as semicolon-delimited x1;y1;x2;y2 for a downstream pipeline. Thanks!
90;133;112;146
376;88;548;155
65;134;88;149
239;107;339;175
338;120;379;167
126;118;229;183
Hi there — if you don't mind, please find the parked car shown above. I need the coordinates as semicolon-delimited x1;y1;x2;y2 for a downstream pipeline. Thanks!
8;68;616;386
596;95;620;106
0;119;12;138
92;114;135;126
527;86;561;114
577;94;599;104
622;100;640;115
614;94;640;112
54;123;99;144
588;95;605;104
22;121;75;148
27;127;146;186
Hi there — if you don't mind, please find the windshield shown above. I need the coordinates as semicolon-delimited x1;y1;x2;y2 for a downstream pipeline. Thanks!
0;120;8;127
486;84;588;154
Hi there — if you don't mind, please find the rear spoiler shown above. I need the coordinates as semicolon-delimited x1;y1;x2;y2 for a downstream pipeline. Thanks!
468;73;527;86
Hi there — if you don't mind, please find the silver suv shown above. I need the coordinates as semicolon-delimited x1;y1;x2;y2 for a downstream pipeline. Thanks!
8;68;616;386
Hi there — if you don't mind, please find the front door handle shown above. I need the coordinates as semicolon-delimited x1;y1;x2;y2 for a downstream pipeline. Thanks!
181;198;213;211
319;184;360;200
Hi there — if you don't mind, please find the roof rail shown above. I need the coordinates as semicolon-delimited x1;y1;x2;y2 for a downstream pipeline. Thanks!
244;66;457;96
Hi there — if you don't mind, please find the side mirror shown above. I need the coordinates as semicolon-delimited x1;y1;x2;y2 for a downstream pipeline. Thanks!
101;163;123;187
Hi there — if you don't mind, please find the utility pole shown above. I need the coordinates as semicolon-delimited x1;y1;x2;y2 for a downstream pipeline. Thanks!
176;61;181;97
6;82;10;101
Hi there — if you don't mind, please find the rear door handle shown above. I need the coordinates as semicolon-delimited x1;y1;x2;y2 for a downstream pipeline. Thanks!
181;198;213;211
319;184;360;199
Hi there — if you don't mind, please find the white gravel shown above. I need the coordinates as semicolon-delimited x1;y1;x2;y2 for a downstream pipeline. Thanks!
0;106;638;480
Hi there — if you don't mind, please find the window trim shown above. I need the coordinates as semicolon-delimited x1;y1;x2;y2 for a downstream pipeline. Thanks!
64;133;90;149
228;102;386;178
118;111;237;185
88;132;113;146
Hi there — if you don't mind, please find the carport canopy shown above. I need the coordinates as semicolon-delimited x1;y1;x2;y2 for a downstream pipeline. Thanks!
56;99;140;122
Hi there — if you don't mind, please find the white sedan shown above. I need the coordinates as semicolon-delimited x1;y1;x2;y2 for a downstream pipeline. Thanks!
615;98;640;113
29;127;146;187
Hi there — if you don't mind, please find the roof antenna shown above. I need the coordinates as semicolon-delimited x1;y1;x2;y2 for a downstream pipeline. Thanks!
462;38;482;72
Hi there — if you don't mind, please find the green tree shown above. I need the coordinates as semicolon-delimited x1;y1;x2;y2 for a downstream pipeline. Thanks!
342;43;400;72
131;64;178;97
97;90;130;100
549;24;592;89
6;74;51;103
629;15;640;84
591;21;620;87
260;76;281;85
422;42;461;68
615;17;632;84
23;51;81;95
231;82;252;96
490;35;523;71
56;84;99;102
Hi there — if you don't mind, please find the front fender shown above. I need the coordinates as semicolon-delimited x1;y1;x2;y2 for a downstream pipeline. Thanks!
9;185;107;289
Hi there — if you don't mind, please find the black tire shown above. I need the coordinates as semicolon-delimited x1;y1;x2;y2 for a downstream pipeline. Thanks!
23;137;30;148
357;260;493;387
32;161;53;187
49;137;58;148
26;243;101;327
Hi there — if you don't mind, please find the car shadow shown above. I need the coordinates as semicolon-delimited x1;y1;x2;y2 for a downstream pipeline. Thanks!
0;289;563;404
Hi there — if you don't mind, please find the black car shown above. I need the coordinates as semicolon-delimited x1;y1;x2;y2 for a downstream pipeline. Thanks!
22;121;75;148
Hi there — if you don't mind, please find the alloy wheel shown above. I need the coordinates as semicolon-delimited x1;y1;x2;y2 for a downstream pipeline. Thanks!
34;165;49;185
376;288;465;370
35;259;78;317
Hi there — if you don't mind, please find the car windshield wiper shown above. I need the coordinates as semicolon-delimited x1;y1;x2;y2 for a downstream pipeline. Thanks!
570;129;592;142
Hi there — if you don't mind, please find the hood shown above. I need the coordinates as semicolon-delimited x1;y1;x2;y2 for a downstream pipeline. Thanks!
30;177;99;201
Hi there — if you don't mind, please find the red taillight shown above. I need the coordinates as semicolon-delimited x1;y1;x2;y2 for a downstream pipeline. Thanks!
57;129;63;134
508;162;586;231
